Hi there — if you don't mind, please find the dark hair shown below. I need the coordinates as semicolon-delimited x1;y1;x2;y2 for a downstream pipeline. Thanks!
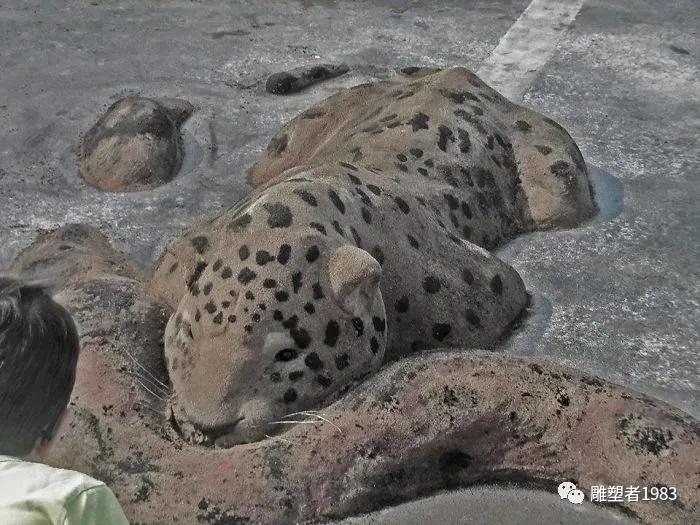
0;277;80;456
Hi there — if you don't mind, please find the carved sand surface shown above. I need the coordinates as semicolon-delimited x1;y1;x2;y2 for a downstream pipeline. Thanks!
149;68;596;447
14;225;697;525
78;96;193;192
1;1;697;522
6;67;693;525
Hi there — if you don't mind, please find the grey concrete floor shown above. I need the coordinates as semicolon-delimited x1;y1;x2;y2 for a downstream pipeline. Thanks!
498;0;699;418
333;486;637;525
0;0;697;425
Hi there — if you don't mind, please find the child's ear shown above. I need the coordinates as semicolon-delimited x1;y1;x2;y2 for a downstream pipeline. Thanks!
32;409;69;460
328;245;381;317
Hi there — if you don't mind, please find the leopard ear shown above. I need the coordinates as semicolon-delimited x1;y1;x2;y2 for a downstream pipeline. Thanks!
151;97;194;127
328;245;381;316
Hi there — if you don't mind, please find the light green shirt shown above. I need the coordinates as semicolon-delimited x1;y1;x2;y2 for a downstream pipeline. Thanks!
0;456;129;525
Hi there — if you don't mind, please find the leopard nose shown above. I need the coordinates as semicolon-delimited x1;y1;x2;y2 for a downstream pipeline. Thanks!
201;417;246;447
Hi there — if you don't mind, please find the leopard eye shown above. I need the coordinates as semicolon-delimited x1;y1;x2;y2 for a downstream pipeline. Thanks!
274;348;299;362
261;332;295;354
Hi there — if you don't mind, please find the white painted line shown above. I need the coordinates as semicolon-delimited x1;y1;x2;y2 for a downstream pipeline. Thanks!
477;0;587;102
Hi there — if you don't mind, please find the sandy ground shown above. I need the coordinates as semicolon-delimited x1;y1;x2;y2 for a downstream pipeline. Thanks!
334;486;638;525
0;0;698;522
2;0;696;417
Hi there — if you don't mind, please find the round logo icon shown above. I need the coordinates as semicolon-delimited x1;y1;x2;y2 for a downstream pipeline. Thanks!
567;489;585;504
558;481;577;499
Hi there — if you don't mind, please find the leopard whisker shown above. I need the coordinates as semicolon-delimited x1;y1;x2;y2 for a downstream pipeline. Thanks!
123;349;170;391
279;410;325;420
268;420;323;425
123;369;169;395
271;411;342;433
133;401;164;416
299;411;342;433
265;434;291;443
135;378;167;402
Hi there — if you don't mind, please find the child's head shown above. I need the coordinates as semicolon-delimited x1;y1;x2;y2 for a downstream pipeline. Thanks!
0;278;80;457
